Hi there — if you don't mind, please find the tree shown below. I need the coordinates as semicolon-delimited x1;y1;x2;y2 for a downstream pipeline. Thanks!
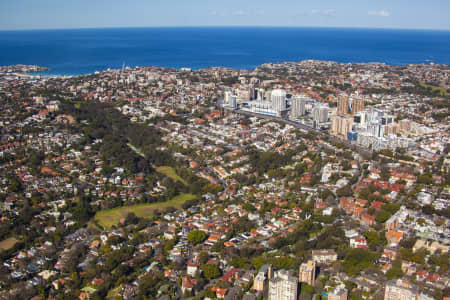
344;280;356;292
230;257;250;268
399;236;417;249
7;175;23;193
341;160;351;171
22;199;33;221
138;273;164;298
232;217;256;233
383;203;401;215
301;283;315;295
386;264;403;279
358;189;371;200
243;203;256;212
380;168;391;181
417;173;433;185
125;212;139;225
399;248;426;264
343;248;377;276
198;251;209;265
201;263;221;280
336;185;353;197
203;183;223;195
428;253;449;273
211;240;224;253
73;196;93;223
376;210;392;223
187;230;206;245
364;230;385;251
319;189;334;201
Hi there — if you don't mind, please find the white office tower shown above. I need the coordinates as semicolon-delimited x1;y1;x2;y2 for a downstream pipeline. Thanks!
291;95;306;118
225;91;237;108
353;111;368;129
367;107;384;123
312;105;329;123
368;123;384;138
271;89;287;112
256;88;265;101
268;270;298;300
225;91;233;104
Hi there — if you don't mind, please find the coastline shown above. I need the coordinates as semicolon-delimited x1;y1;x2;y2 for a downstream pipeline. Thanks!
3;57;447;78
1;26;449;75
21;57;448;77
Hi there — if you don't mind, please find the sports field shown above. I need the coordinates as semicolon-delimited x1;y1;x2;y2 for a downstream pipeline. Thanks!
0;237;19;251
156;166;188;185
94;193;196;229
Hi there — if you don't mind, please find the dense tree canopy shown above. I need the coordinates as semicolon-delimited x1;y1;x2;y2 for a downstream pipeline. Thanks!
187;230;206;245
201;263;221;280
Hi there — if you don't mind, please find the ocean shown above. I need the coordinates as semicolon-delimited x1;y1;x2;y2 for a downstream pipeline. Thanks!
0;27;449;75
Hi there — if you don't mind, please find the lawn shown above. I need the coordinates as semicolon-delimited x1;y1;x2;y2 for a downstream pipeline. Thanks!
419;82;450;97
93;193;196;229
156;166;188;185
106;285;122;299
0;237;19;251
126;146;188;185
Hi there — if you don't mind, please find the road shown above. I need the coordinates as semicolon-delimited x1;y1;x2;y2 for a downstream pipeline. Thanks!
222;107;373;158
351;165;365;191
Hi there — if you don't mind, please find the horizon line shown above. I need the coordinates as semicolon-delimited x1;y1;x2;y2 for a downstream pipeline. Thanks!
1;24;450;32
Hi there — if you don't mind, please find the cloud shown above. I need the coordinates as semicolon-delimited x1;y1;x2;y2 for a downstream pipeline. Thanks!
368;10;390;17
310;9;336;17
232;10;248;16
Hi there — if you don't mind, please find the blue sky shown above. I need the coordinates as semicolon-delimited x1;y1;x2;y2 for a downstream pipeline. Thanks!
1;0;449;30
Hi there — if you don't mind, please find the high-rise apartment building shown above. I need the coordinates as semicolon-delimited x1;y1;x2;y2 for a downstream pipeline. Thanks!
225;91;233;103
272;89;287;112
268;270;298;300
291;95;306;118
312;105;329;124
253;264;273;293
337;95;349;115
254;272;266;292
299;261;316;286
331;115;354;138
224;91;237;109
351;98;365;114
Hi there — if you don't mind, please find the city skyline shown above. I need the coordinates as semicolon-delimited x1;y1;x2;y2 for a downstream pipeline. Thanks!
1;0;450;31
